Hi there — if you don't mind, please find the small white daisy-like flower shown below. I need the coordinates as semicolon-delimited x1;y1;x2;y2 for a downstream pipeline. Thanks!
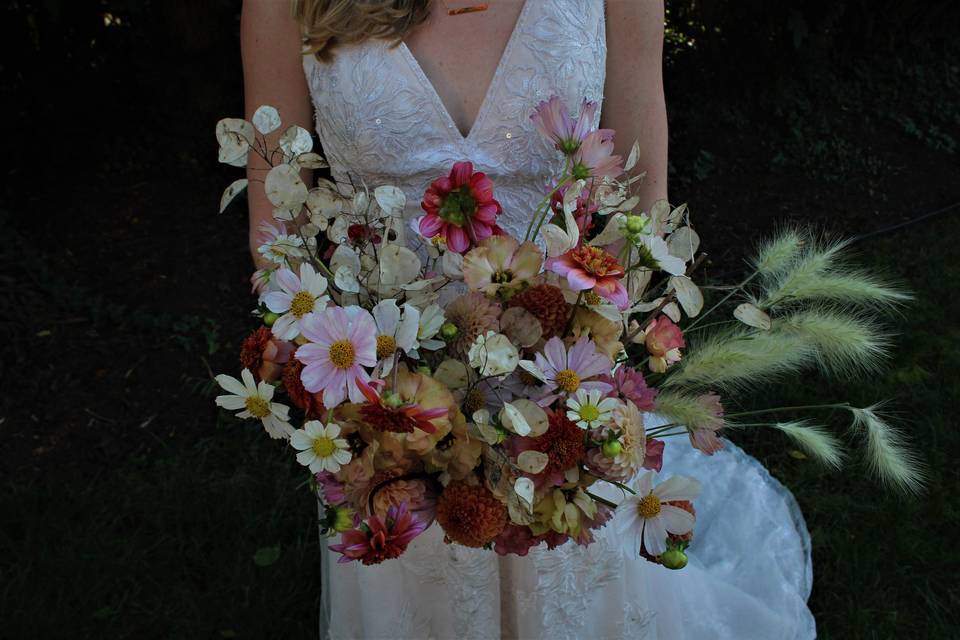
262;263;330;340
636;233;686;276
291;421;352;473
616;471;701;557
215;369;293;439
566;388;620;429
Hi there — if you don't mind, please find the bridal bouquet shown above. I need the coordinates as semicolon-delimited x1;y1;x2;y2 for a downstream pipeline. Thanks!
213;98;920;569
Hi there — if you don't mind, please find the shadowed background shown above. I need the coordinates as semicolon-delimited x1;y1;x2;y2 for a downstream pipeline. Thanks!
1;1;958;637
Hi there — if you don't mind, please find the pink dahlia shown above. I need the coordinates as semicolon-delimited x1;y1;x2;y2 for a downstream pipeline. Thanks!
329;501;428;565
530;96;603;155
296;306;377;407
419;161;503;254
545;245;629;310
599;366;657;412
571;129;623;180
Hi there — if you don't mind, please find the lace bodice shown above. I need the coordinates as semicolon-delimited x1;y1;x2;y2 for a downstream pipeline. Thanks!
302;0;606;239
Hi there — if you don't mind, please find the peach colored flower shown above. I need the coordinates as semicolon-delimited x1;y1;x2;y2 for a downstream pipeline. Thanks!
462;235;543;299
643;316;685;373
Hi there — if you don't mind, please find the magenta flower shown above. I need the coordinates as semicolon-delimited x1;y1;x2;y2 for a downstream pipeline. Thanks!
571;129;623;180
296;306;377;407
419;161;503;254
530;96;601;155
328;502;428;565
599;366;658;411
545;245;629;310
527;336;613;406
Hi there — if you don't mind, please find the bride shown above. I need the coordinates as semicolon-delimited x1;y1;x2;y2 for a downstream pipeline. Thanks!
241;1;816;638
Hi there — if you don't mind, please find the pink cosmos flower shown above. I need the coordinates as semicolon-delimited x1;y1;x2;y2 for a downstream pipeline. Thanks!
419;161;503;254
690;393;725;455
527;335;613;406
315;471;347;506
530;96;604;155
571;129;623;180
328;501;428;565
599;365;658;411
545;245;629;310
296;306;378;407
644;316;685;373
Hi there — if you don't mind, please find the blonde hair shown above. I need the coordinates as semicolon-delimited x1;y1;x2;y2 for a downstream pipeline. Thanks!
292;0;432;62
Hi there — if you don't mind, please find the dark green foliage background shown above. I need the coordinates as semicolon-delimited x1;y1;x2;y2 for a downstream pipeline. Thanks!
1;1;958;638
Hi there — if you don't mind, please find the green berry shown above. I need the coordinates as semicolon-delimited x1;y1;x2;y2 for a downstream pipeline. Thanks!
601;439;623;458
263;312;279;327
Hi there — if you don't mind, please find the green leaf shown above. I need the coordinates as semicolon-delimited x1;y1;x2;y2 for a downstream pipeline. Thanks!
253;545;281;567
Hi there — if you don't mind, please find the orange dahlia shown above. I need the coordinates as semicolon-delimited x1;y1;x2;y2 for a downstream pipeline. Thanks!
508;284;570;339
435;481;507;548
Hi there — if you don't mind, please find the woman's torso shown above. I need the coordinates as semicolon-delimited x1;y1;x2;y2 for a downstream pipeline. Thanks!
302;0;607;239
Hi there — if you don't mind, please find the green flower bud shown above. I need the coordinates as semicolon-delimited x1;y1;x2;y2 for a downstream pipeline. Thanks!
601;439;623;458
263;312;279;327
439;322;459;341
332;506;355;533
382;391;405;408
660;548;688;570
625;214;646;234
417;365;432;376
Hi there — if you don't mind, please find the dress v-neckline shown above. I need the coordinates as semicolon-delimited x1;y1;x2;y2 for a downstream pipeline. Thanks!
398;0;531;143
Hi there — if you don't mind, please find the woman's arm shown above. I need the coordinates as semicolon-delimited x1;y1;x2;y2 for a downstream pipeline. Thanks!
241;0;314;268
602;0;669;213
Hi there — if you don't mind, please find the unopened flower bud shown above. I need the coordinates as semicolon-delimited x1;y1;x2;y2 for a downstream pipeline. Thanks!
601;439;623;458
417;365;432;376
625;214;646;234
660;548;688;570
263;312;279;327
440;322;459;341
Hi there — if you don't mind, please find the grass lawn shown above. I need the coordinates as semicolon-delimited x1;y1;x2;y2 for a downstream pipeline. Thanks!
2;213;958;639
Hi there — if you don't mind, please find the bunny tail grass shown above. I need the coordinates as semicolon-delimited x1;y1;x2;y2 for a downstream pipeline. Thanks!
750;227;806;280
778;308;891;377
848;404;925;494
771;421;844;470
653;392;720;430
663;329;815;391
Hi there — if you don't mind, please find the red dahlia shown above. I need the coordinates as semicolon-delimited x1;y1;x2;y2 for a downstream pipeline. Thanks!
435;481;508;548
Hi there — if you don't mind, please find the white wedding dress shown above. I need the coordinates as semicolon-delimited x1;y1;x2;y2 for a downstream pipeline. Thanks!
302;2;816;638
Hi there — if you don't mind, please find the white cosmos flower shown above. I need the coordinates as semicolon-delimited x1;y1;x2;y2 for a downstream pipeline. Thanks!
263;263;330;340
371;299;420;375
565;388;620;429
637;233;686;276
414;303;446;352
291;421;352;473
215;369;293;439
616;472;702;557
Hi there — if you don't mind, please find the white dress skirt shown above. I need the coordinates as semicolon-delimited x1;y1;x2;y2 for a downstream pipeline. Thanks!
302;1;816;637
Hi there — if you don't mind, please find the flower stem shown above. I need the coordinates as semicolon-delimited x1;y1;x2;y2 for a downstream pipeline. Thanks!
524;174;572;242
723;403;852;419
685;268;760;331
585;490;619;509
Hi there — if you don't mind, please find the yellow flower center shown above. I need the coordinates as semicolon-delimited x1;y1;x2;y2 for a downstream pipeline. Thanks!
328;339;356;369
555;369;581;393
312;436;337;458
376;334;396;360
244;396;270;418
584;291;602;306
289;290;315;318
578;404;600;422
637;493;661;519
